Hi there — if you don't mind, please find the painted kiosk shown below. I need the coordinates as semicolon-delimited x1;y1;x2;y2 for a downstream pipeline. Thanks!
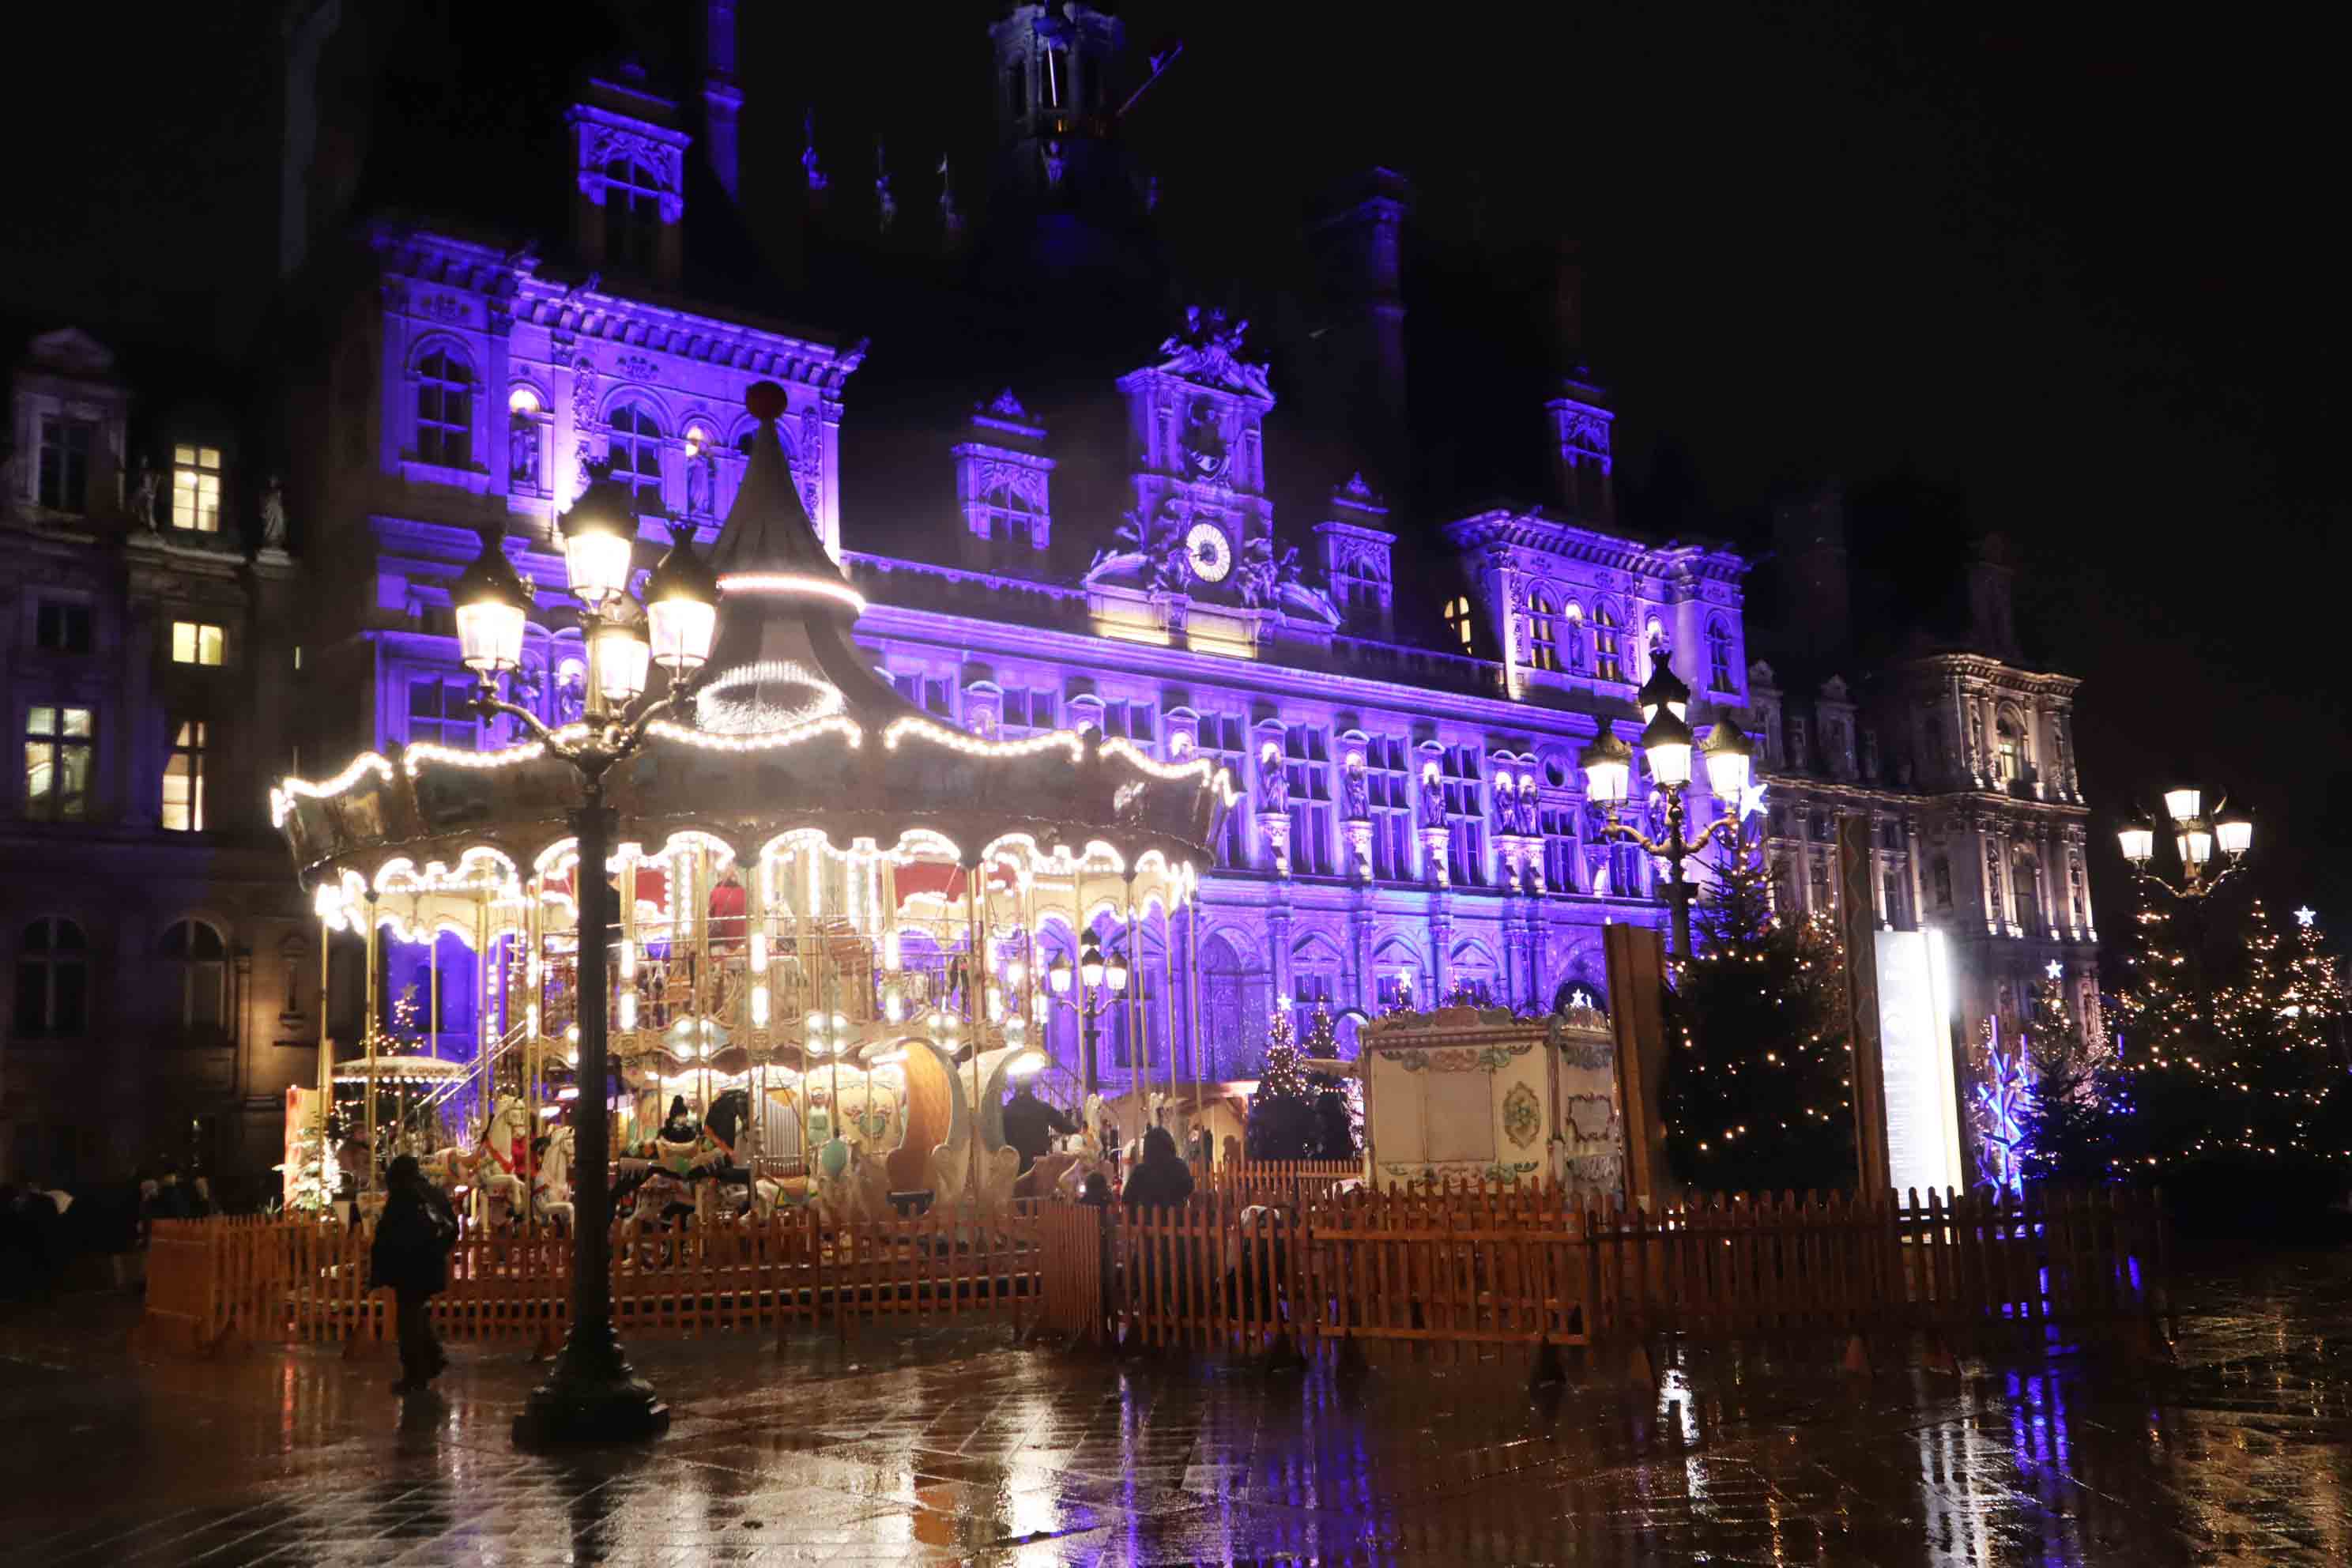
1360;1000;1626;1206
272;382;1234;1239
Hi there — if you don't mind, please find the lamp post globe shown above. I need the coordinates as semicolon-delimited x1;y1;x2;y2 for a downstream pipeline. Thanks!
1637;651;1690;722
2214;802;2254;858
560;466;640;609
453;528;533;677
1638;705;1696;790
1047;951;1073;996
1105;948;1130;993
2116;808;2157;867
1080;933;1105;992
1579;718;1633;805
1702;718;1753;802
643;523;721;675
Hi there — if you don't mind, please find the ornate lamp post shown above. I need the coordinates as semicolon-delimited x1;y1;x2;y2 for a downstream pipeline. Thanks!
1046;929;1128;1095
454;471;719;1445
1578;654;1755;958
2117;785;2255;1032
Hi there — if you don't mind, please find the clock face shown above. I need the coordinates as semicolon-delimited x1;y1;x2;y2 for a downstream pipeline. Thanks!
1185;522;1233;583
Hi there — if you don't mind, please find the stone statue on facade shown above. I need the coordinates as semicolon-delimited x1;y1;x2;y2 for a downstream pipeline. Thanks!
1256;744;1289;813
1418;767;1446;829
1492;778;1520;838
686;452;714;517
258;475;288;550
510;413;540;490
1341;757;1370;820
1519;776;1540;835
128;457;160;530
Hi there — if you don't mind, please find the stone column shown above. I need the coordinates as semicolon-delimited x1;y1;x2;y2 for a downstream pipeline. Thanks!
1427;902;1453;1000
1268;904;1294;1020
1421;824;1451;889
1258;810;1291;876
1344;816;1374;882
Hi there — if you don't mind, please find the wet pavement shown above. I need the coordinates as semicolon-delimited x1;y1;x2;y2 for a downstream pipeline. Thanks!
0;1245;2346;1566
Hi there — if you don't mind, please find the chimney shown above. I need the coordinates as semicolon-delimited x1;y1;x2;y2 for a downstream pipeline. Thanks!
1306;168;1413;481
1771;481;1851;662
1965;533;2018;660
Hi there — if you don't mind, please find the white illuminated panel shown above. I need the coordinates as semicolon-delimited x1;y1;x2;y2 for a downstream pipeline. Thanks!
1875;929;1966;1197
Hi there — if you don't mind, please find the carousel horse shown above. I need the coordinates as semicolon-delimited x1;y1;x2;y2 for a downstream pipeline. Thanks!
473;1095;534;1225
533;1125;575;1233
812;1137;895;1227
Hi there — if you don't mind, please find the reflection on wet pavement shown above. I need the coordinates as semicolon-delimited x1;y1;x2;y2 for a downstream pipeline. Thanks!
0;1245;2346;1565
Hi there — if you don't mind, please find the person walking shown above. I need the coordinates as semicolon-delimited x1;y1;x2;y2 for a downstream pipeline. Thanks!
369;1155;458;1394
1119;1125;1195;1211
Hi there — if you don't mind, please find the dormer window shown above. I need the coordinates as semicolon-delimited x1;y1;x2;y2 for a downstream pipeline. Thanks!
37;416;92;513
604;158;665;271
1443;596;1472;652
171;445;222;532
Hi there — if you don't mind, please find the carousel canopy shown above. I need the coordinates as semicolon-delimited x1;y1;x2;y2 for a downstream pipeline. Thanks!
272;383;1234;900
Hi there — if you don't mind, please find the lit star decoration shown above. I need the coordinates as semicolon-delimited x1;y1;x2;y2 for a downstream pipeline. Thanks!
2045;959;2064;980
2296;906;2317;928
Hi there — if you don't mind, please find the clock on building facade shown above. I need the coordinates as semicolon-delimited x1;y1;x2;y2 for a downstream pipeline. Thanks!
1185;520;1232;582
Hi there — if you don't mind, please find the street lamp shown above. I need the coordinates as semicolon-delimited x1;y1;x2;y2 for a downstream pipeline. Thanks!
458;475;718;1446
1046;929;1126;1094
1581;656;1753;957
2117;784;2253;902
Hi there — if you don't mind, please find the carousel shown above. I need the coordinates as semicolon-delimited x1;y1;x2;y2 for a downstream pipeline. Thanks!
273;380;1233;1233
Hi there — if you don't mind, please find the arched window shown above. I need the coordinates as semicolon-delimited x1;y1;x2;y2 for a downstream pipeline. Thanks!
160;918;228;1031
1443;595;1473;652
1996;716;2021;784
1706;618;1736;692
1592;604;1623;682
415;347;473;468
603;159;665;271
14;918;88;1037
608;402;665;509
1528;592;1559;672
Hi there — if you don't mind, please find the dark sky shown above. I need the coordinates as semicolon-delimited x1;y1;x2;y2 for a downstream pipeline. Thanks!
9;2;2348;938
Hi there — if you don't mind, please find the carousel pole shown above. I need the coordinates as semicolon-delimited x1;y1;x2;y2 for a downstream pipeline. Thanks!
1189;897;1204;1144
1123;869;1144;1113
965;861;984;1195
1159;899;1178;1122
515;782;667;1442
317;910;334;1135
475;899;491;1145
364;891;380;1189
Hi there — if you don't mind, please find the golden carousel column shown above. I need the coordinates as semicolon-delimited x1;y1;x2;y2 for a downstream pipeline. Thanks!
363;890;381;1189
619;856;639;1140
1159;896;1178;1122
1123;869;1143;1109
965;861;985;1188
316;911;334;1119
474;900;492;1133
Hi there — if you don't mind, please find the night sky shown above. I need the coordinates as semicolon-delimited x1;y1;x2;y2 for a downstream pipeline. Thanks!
9;2;2347;940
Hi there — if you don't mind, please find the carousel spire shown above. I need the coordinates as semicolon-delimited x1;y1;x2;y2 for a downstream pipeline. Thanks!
695;381;918;734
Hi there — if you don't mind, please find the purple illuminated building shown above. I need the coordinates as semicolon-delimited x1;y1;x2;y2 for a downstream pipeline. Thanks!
0;2;2096;1190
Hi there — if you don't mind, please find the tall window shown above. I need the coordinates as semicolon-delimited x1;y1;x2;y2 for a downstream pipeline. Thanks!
23;705;94;820
13;918;88;1037
1443;596;1472;652
1996;718;2021;784
1706;618;1736;692
1283;724;1334;876
162;719;207;831
35;602;92;654
170;621;224;666
1364;737;1414;880
1542;805;1580;892
608;402;665;508
415;348;473;467
604;160;665;271
1932;855;1954;909
171;445;222;531
1592;605;1622;682
407;675;477;749
37;417;92;513
160;918;227;1031
1441;745;1486;886
1527;592;1559;672
1201;715;1248;867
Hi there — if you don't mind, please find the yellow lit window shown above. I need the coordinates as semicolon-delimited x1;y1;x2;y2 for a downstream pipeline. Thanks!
172;445;222;531
163;720;207;831
1444;596;1473;650
171;621;225;666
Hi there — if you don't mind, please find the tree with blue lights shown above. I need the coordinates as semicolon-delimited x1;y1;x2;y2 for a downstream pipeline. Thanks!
2014;971;2116;1186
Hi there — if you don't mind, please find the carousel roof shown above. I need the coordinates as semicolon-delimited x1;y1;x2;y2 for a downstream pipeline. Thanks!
272;383;1236;896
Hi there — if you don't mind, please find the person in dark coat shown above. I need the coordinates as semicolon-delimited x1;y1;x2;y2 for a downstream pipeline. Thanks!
1120;1125;1195;1212
369;1155;458;1393
1001;1084;1078;1174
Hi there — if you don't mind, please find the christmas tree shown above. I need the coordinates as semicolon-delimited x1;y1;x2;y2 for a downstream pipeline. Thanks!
1968;1018;2034;1199
2012;969;2117;1187
1661;846;1855;1194
2283;910;2351;1162
1246;1006;1322;1159
1296;1001;1360;1159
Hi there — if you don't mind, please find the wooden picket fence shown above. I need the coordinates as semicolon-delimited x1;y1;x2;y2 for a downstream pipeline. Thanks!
1044;1183;2171;1358
1201;1160;1363;1204
141;1205;1045;1354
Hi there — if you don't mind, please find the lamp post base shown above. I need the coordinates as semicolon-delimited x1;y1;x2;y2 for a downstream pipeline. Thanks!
511;1322;670;1446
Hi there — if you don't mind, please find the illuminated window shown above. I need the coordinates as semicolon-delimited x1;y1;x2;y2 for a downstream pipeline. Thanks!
14;918;88;1037
37;417;92;513
1592;605;1622;682
1443;596;1472;651
170;621;224;666
162;719;206;831
1996;718;2021;784
160;918;227;1031
608;402;665;508
1528;593;1559;673
171;445;222;531
604;159;665;271
415;348;473;467
23;705;95;820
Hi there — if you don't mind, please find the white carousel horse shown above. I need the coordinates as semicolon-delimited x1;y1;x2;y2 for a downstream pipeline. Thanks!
533;1124;575;1234
473;1095;533;1225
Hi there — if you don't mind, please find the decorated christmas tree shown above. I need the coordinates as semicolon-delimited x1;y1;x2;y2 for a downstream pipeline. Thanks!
281;1118;339;1213
1296;1001;1360;1159
1246;1006;1322;1159
2012;969;2117;1187
1661;846;1855;1194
